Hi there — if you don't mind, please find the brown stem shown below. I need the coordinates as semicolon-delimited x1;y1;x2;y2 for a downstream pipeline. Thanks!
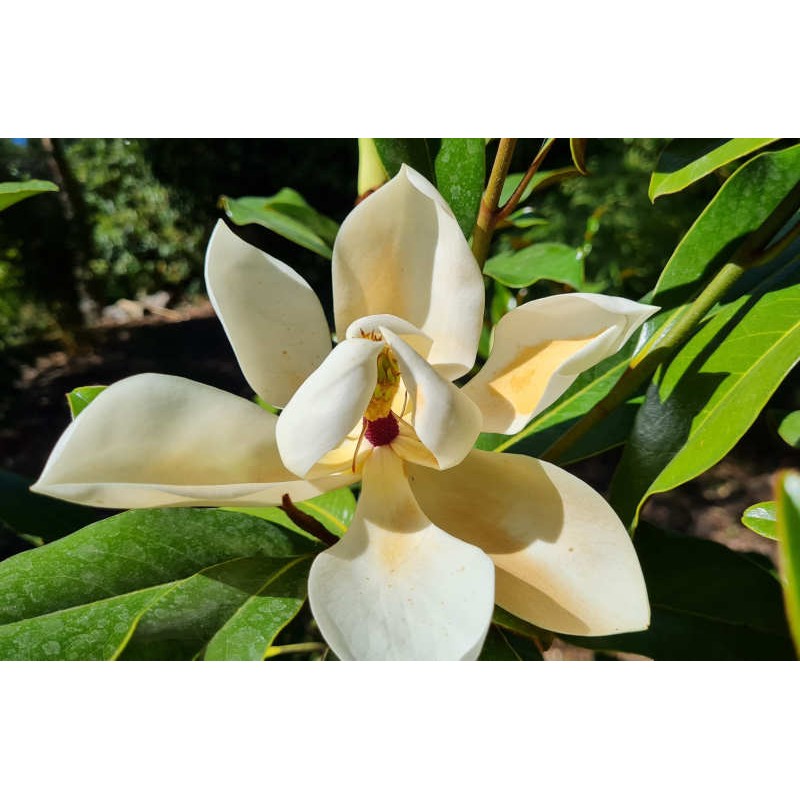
280;494;339;547
471;138;517;269
496;138;556;223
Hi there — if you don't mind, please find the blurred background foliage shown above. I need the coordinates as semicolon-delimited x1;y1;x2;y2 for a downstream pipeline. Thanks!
0;138;715;351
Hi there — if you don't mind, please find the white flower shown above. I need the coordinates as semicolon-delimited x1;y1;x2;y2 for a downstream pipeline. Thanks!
32;165;657;661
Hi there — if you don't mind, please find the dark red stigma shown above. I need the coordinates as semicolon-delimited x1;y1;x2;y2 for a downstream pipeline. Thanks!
364;414;399;447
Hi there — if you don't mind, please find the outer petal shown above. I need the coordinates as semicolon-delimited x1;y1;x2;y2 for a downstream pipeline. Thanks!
205;221;332;407
332;165;484;380
463;294;658;434
308;447;494;660
276;337;384;477
381;327;482;470
31;374;354;508
407;449;650;636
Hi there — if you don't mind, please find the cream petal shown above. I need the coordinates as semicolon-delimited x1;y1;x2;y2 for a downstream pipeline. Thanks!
389;417;439;469
381;327;482;470
332;165;484;380
30;373;353;508
276;337;384;478
205;221;332;407
463;294;658;434
308;447;495;660
345;313;433;361
407;449;650;636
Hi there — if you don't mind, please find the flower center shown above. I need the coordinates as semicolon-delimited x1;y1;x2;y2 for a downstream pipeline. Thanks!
364;413;399;446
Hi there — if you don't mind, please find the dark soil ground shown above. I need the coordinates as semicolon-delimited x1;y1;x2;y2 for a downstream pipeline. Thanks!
1;305;797;659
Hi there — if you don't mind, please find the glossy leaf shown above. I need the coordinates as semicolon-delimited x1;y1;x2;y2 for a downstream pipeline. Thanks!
434;138;485;236
0;179;58;212
651;143;800;308
0;585;167;660
225;486;356;541
119;555;311;661
504;209;548;229
742;501;777;540
0;508;315;659
611;265;800;530
0;468;103;543
66;385;107;418
220;190;339;259
484;242;584;289
569;138;589;175
204;557;311;660
498;167;581;206
777;472;800;655
649;138;779;201
565;524;793;660
778;410;800;448
373;139;435;183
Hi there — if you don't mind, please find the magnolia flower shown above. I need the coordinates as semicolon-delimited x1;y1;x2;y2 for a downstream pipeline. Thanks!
33;165;657;661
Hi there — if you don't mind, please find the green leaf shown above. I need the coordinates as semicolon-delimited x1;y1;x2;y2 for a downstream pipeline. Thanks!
372;139;435;183
0;469;103;543
777;472;800;655
569;138;589;175
651;143;800;308
433;138;485;236
649;138;779;201
0;179;58;213
742;501;777;540
564;523;793;660
66;385;107;418
778;410;800;448
504;209;548;229
484;243;584;289
0;508;315;659
220;189;339;259
498;167;581;206
204;557;311;660
119;555;311;661
0;585;168;660
224;486;356;541
611;264;800;530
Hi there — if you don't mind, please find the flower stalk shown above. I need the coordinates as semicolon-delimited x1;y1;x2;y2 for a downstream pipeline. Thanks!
280;493;339;547
495;138;556;224
471;138;517;269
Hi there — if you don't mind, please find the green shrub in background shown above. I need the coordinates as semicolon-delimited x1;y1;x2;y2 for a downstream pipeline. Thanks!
67;138;206;305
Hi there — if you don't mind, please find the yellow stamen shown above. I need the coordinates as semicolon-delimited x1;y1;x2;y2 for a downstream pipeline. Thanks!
365;346;400;422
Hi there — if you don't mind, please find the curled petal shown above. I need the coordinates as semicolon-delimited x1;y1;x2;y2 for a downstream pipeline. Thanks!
345;314;433;360
333;165;484;380
463;294;658;434
205;221;331;407
276;337;384;477
31;374;353;508
381;327;482;470
308;448;495;660
407;449;650;636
